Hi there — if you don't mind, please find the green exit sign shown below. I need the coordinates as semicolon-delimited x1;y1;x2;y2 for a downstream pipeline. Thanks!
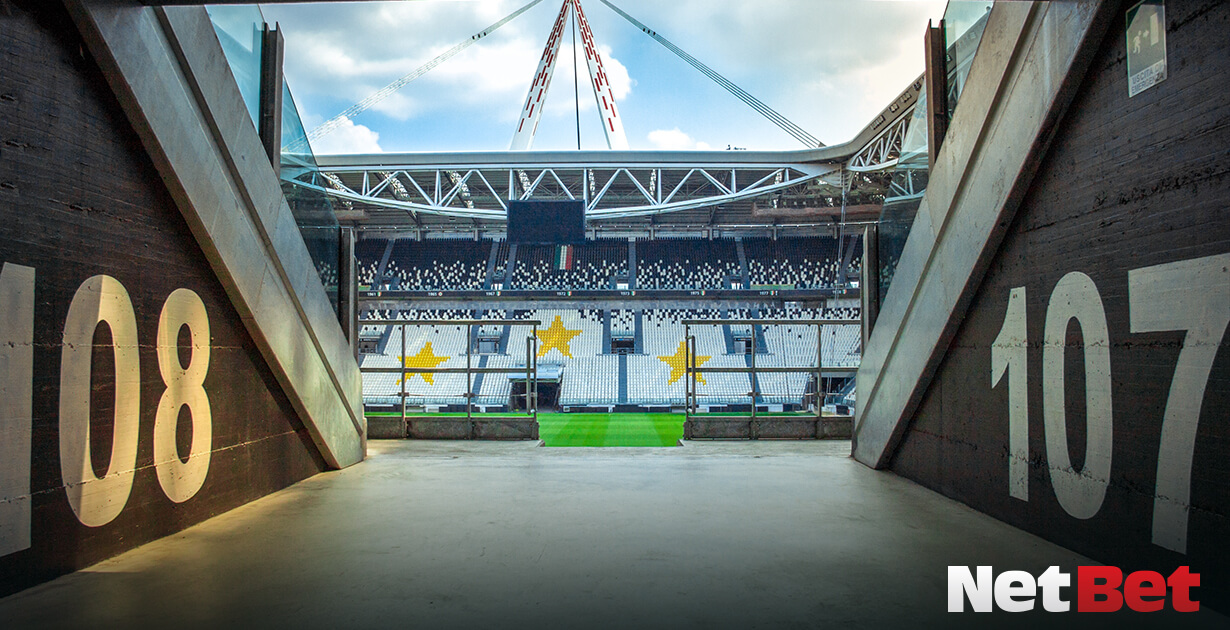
1126;0;1167;97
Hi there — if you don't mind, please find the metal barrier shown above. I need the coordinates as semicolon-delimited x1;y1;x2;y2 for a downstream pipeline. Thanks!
681;318;859;424
360;319;540;426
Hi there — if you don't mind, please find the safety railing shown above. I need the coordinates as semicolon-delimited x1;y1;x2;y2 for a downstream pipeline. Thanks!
360;319;540;426
681;318;859;422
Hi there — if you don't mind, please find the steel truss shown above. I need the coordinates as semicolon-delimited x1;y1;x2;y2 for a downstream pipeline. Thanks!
295;159;842;220
846;108;913;173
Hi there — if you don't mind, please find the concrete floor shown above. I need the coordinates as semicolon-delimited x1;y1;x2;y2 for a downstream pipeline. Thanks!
1;440;1224;629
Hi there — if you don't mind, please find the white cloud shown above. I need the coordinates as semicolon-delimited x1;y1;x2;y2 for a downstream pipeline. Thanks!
417;34;547;120
599;45;634;100
647;128;711;151
636;0;945;76
607;0;946;145
310;117;383;154
266;0;547;119
262;0;949;151
299;41;402;80
368;92;418;122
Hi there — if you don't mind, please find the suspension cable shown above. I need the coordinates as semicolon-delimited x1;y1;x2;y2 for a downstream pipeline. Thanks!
597;0;822;148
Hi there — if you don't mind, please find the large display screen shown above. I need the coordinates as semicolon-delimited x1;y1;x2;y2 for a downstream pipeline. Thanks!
507;200;586;244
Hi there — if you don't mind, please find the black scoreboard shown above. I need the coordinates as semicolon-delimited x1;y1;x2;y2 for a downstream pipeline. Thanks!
507;200;586;244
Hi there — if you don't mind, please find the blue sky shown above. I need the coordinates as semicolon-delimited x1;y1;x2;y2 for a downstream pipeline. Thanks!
260;0;947;154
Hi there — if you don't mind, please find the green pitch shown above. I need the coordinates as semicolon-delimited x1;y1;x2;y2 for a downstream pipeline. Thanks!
538;413;682;447
364;411;683;446
366;412;528;418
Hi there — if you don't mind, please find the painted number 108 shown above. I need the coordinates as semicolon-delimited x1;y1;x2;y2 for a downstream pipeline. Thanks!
991;253;1229;554
1;265;212;558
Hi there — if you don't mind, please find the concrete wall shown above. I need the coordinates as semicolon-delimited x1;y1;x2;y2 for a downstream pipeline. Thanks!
862;0;1228;611
0;1;358;596
64;2;365;470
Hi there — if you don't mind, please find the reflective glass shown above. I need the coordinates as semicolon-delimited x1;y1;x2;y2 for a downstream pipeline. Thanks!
205;5;264;127
281;83;341;314
207;5;342;318
876;1;993;305
945;1;993;117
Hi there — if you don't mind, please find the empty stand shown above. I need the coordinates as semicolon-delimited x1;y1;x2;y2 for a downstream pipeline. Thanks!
511;241;628;290
355;238;387;286
636;238;740;290
359;236;855;293
384;239;489;291
743;237;844;289
360;303;860;411
357;235;861;411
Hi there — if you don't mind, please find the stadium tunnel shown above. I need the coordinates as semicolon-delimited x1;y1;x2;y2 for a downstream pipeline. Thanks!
0;0;1226;626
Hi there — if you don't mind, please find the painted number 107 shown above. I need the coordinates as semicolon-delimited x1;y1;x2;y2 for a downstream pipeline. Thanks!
991;253;1229;554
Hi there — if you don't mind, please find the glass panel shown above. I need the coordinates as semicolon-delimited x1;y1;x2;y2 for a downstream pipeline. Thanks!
944;1;994;51
944;1;994;117
205;5;263;128
878;85;929;303
281;83;341;315
207;6;342;318
281;81;314;172
876;1;993;305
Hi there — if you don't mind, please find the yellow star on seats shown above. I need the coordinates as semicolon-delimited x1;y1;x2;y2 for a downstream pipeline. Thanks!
400;342;449;385
658;341;710;385
536;315;582;358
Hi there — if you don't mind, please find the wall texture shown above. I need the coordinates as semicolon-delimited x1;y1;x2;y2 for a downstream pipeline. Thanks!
0;1;325;596
889;0;1229;611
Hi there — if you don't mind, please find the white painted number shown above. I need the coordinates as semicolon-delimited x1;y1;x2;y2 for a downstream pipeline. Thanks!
59;275;142;528
153;289;212;503
0;263;34;557
991;287;1029;501
1043;272;1113;520
993;275;1114;519
1128;253;1230;553
0;266;215;547
995;254;1228;552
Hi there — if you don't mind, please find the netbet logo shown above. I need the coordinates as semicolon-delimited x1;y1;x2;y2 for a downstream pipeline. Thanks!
948;566;1200;613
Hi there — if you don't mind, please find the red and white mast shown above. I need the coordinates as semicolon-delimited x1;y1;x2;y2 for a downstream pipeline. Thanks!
573;0;628;150
510;0;629;150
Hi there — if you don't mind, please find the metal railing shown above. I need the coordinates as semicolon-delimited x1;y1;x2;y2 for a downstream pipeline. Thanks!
681;318;859;422
360;319;541;426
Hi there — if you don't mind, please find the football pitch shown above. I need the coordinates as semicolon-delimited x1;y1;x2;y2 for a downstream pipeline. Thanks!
538;413;683;447
366;411;825;446
366;412;684;446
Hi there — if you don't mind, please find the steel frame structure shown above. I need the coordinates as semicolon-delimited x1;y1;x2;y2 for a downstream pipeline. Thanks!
298;155;843;220
846;111;913;173
278;12;930;226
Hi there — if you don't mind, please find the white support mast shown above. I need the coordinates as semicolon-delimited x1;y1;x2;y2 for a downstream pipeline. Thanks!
510;0;628;151
510;1;571;150
573;0;628;150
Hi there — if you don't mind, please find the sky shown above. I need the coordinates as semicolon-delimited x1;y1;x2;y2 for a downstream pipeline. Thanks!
259;0;948;154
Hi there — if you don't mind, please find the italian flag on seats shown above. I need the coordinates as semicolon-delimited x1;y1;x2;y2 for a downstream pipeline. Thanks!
556;244;573;270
